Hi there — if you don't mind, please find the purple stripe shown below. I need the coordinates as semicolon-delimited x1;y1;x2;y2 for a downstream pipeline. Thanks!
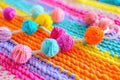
0;40;75;80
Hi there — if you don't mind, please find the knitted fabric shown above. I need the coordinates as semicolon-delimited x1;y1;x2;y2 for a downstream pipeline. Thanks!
0;0;120;80
76;0;120;14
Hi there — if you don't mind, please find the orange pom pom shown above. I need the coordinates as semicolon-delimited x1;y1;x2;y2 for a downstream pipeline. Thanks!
84;26;104;44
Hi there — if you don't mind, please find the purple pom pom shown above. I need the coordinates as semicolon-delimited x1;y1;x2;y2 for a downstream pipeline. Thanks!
0;27;12;41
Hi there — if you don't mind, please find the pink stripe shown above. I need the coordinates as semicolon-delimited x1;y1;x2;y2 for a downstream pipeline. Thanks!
41;0;120;26
0;53;44;80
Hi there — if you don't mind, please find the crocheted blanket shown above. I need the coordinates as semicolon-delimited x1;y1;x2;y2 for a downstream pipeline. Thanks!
0;0;120;80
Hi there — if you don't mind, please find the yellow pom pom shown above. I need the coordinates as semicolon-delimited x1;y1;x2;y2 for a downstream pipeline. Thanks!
34;13;53;30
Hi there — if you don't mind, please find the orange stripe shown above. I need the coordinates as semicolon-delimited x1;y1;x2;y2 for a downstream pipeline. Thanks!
39;48;120;80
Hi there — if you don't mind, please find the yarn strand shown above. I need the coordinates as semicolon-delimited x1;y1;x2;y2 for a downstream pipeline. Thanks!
104;25;120;39
74;38;85;42
32;50;42;55
0;7;2;12
16;14;32;17
12;29;23;34
40;26;51;34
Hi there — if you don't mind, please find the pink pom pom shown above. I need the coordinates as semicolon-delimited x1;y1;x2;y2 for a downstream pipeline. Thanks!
51;7;64;22
50;26;66;40
98;18;114;30
11;44;32;64
0;27;12;41
3;7;16;20
50;27;74;52
57;34;74;52
84;11;98;24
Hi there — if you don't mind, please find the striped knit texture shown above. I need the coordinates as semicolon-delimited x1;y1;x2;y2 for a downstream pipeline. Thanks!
0;0;120;80
76;0;120;14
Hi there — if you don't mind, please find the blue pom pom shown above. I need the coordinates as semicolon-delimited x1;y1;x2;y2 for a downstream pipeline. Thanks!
30;5;44;19
22;20;38;34
41;38;59;57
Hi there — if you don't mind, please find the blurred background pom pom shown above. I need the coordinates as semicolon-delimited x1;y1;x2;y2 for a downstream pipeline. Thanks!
51;7;64;23
30;5;44;19
98;18;114;31
84;11;98;25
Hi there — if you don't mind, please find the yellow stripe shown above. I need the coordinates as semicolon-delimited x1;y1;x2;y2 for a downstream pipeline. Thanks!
76;0;120;14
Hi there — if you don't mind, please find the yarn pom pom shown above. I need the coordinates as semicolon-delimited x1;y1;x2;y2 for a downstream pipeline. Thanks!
41;38;59;57
98;18;114;30
30;5;44;19
84;11;98;24
58;34;74;52
3;7;16;20
50;26;66;40
11;44;32;64
50;27;74;52
51;7;64;22
34;13;53;30
84;26;104;44
0;27;12;41
21;20;38;35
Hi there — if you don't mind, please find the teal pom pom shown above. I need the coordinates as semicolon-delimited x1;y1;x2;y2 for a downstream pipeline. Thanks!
41;38;59;57
30;5;44;19
22;20;38;35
